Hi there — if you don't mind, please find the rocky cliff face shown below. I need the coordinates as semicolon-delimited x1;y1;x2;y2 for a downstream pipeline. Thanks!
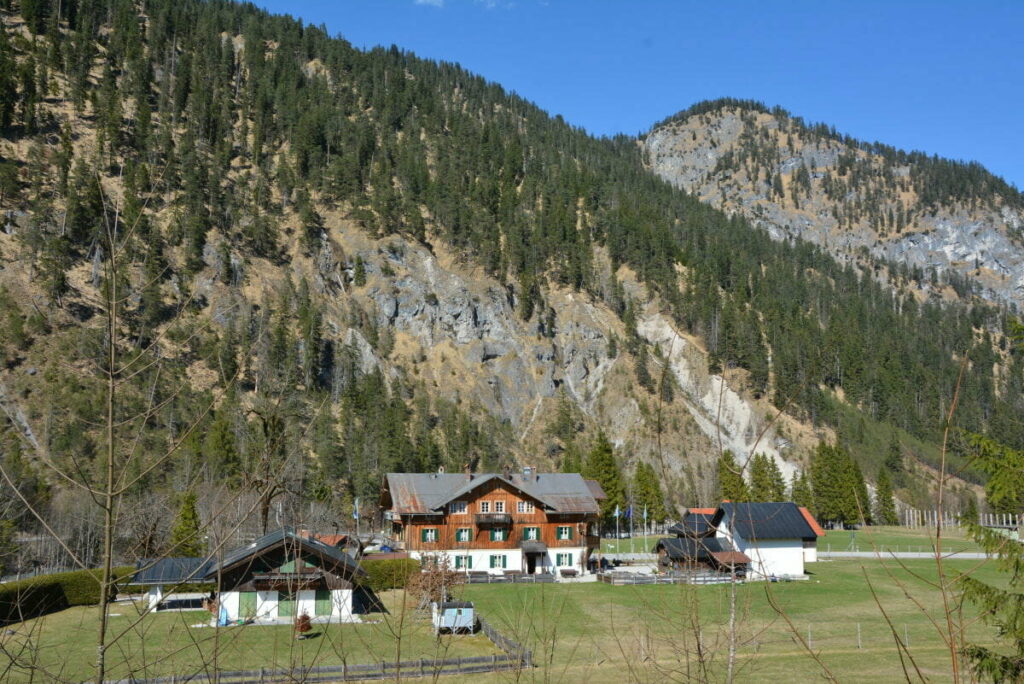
643;106;1024;308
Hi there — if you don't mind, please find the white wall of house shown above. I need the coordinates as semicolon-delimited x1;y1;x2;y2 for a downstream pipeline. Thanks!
220;590;240;620
256;590;278;618
411;547;590;575
219;588;353;622
803;540;817;563
733;537;805;578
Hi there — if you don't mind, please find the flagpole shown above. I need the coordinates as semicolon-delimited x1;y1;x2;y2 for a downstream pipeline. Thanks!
629;505;634;555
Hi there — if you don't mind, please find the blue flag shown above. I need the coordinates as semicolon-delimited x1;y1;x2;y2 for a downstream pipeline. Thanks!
352;498;360;520
624;506;633;519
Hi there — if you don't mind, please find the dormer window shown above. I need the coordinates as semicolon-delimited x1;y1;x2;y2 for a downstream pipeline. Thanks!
479;501;490;513
517;501;534;514
449;501;467;514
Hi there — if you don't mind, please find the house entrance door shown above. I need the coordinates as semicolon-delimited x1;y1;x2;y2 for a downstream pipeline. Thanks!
526;554;537;574
278;591;296;617
239;591;257;619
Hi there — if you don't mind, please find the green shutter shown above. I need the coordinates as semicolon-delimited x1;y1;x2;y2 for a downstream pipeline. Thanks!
567;527;574;540
315;589;332;616
467;555;473;569
421;528;427;542
239;591;257;619
502;555;508;568
278;591;296;617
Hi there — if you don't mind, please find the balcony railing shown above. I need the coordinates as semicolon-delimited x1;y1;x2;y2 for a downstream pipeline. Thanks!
474;513;512;526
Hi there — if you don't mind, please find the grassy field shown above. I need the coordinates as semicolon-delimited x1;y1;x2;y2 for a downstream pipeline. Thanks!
817;525;983;554
0;590;498;683
456;558;1002;682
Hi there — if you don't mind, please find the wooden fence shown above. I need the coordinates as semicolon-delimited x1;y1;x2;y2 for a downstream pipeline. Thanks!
900;509;1021;530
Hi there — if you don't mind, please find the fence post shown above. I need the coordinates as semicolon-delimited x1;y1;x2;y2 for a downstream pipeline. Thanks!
808;624;812;650
259;667;265;683
857;623;862;649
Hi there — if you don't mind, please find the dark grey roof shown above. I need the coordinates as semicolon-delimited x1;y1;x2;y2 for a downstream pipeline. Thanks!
715;502;817;541
655;537;732;561
204;527;365;580
384;472;600;515
438;601;474;609
520;540;548;554
128;557;213;585
668;512;716;538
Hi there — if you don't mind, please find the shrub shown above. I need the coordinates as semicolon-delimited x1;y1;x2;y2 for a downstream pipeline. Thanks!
359;558;419;592
0;566;133;625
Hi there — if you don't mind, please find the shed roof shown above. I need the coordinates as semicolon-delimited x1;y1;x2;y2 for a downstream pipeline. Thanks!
128;557;212;586
654;537;750;565
384;472;601;515
715;502;818;541
438;601;474;609
668;511;716;538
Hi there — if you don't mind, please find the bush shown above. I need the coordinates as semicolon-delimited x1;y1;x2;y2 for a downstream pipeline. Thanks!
0;566;133;625
359;558;419;592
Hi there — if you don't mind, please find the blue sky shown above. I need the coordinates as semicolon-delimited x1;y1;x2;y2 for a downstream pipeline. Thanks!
257;1;1024;188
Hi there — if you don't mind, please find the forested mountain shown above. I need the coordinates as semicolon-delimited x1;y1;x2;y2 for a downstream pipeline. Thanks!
645;99;1024;308
0;1;1020;567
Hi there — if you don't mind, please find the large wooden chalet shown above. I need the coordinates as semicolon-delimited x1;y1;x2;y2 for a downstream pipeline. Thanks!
381;468;605;577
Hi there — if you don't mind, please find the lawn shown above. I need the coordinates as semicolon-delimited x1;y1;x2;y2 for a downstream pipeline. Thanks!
818;525;983;554
0;590;498;683
457;558;1003;682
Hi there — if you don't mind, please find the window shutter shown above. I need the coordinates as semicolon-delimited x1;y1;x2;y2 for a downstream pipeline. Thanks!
420;528;427;542
567;527;574;540
468;555;473;569
502;555;508;569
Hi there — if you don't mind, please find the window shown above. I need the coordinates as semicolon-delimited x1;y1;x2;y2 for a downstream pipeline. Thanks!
454;555;472;569
556;553;573;567
523;527;540;540
489;554;508;569
494;501;505;513
479;501;490;513
489;528;508;542
449;501;467;514
455;528;472;542
517;501;535;514
420;528;438;543
556;526;573;540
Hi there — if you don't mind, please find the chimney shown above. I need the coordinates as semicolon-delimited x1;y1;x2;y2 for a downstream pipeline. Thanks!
522;465;533;478
464;462;473;480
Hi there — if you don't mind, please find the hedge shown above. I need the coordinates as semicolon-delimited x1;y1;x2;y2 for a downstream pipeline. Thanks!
359;558;420;592
0;566;133;625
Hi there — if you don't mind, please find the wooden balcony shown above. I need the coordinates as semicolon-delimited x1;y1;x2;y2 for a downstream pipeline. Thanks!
474;513;512;526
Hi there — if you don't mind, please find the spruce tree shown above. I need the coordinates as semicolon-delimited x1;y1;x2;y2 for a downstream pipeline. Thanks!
960;435;1024;681
583;431;625;527
633;461;668;522
790;470;814;512
749;453;785;501
873;467;898;526
170;491;205;556
717;451;749;502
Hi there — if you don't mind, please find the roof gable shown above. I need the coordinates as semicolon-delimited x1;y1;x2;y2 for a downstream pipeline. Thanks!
205;527;365;580
384;472;600;515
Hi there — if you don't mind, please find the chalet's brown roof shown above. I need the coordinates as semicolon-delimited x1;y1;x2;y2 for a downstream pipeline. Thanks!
710;550;752;565
384;472;601;515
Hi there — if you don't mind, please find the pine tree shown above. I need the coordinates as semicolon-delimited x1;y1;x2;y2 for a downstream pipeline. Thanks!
633;461;668;522
749;453;786;502
717;451;749;502
169;491;205;556
583;431;625;527
873;467;898;525
790;470;814;512
960;435;1024;681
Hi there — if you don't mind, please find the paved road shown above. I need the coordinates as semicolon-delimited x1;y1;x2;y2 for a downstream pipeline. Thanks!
819;551;988;560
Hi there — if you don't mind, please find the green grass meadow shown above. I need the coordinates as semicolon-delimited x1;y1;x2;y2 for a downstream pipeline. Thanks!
1;557;1006;682
0;590;497;683
457;558;1002;682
